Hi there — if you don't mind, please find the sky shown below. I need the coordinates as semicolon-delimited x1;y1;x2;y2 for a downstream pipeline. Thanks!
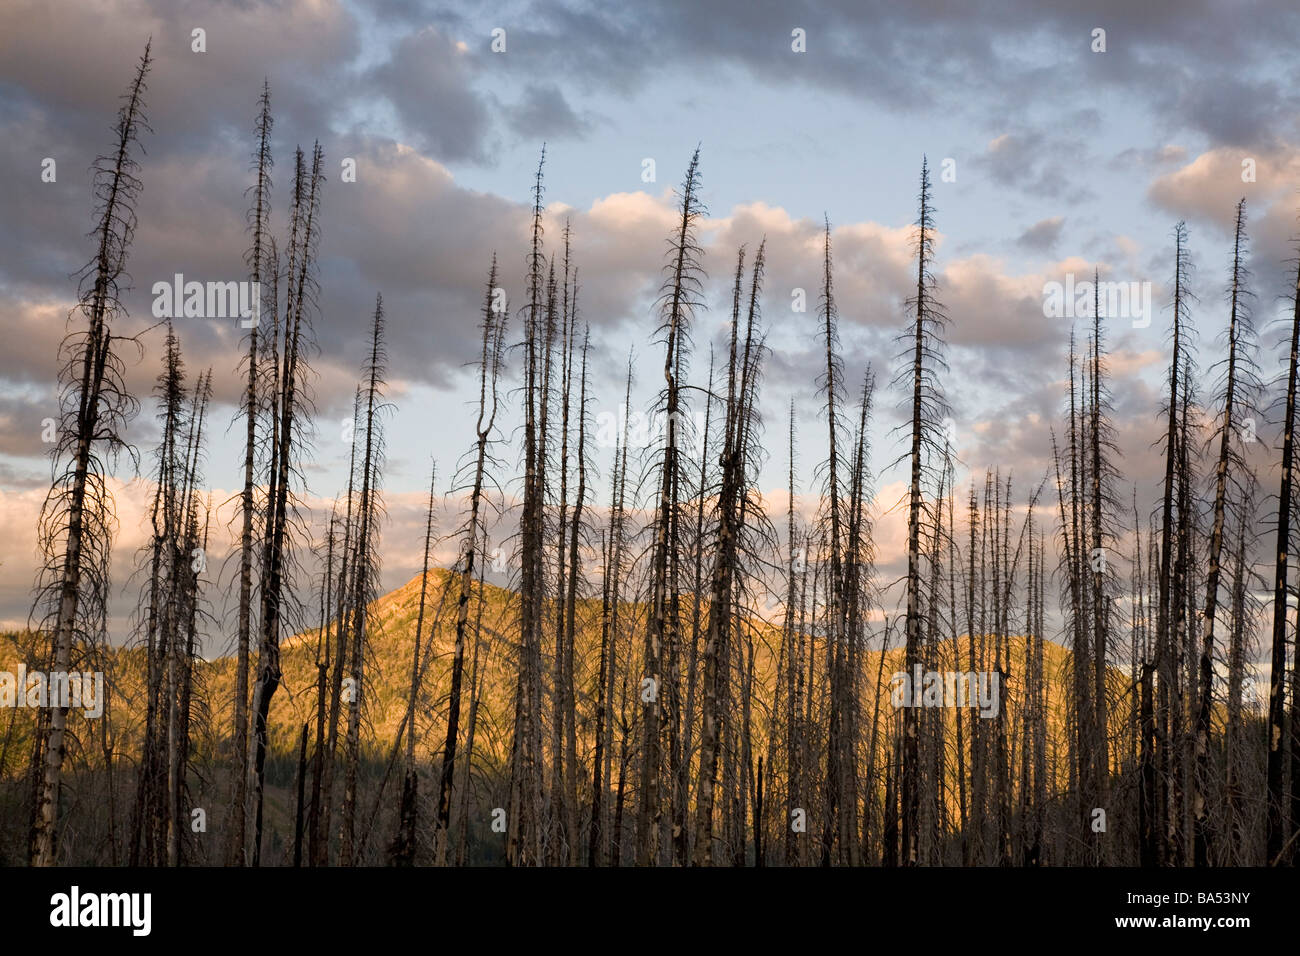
2;0;1300;648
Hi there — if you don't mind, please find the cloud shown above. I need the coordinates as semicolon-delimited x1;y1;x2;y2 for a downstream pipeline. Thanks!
973;129;1095;203
1147;145;1299;232
398;0;1300;153
0;0;357;144
1017;216;1065;253
364;27;494;163
1156;71;1296;150
1147;144;1300;299
1111;144;1188;171
504;84;594;140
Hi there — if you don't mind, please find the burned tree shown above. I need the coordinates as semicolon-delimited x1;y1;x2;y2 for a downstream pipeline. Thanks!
31;42;152;867
227;78;273;867
895;158;949;866
1195;198;1259;866
641;147;705;865
437;258;506;861
249;142;324;866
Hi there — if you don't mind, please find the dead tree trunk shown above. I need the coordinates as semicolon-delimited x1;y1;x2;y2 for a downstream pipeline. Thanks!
250;143;323;866
31;42;152;866
642;147;704;865
898;159;946;865
228;80;272;867
1195;198;1251;867
340;295;388;866
1267;236;1300;863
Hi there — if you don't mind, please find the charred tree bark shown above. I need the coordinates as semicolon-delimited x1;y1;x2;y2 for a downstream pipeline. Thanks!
228;80;272;867
32;43;152;866
642;148;704;866
1267;238;1300;863
1194;199;1250;867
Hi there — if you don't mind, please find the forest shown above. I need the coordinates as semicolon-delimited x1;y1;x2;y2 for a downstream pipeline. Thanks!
3;40;1299;869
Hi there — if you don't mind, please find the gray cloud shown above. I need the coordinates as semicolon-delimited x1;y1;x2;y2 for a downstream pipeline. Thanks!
1017;216;1065;253
408;0;1300;155
503;84;593;141
971;128;1096;204
364;27;494;163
